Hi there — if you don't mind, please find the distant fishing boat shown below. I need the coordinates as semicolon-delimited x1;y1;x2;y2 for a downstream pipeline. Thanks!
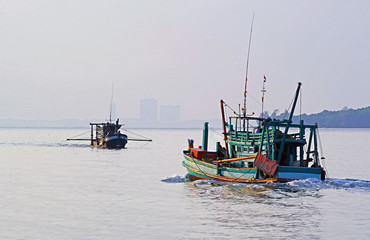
90;119;128;149
67;118;152;149
67;85;152;149
182;82;327;183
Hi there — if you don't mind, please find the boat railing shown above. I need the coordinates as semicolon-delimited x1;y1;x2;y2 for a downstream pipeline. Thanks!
229;129;275;143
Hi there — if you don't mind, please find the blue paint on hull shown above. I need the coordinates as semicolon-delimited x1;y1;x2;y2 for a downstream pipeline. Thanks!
183;153;324;183
106;134;127;149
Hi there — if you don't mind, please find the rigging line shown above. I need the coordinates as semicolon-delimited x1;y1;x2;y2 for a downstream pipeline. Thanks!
122;128;152;140
283;93;295;119
66;131;91;140
188;155;216;179
316;128;325;158
248;92;262;106
190;154;255;182
223;101;230;122
137;141;150;149
221;162;256;181
225;108;228;120
223;101;238;115
316;127;329;177
247;92;272;115
300;86;302;122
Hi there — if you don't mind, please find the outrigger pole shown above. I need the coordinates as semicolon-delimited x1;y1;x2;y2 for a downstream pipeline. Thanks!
243;13;255;131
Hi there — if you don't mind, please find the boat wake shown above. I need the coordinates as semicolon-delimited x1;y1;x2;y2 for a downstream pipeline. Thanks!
186;178;370;192
283;178;370;191
161;174;188;183
1;142;91;148
162;175;370;191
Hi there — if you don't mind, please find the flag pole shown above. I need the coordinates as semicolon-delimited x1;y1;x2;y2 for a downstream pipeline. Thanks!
261;75;267;118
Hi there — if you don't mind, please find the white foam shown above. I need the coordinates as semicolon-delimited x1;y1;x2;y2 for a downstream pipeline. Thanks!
275;178;370;191
161;174;187;183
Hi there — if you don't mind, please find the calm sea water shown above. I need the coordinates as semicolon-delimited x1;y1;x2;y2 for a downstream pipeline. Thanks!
0;128;369;240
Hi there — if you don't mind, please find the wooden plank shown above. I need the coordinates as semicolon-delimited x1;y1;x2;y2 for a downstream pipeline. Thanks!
213;175;278;184
213;155;256;164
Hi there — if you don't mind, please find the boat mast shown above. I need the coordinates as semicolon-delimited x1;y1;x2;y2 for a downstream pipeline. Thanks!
276;82;302;163
109;83;114;122
288;82;302;122
243;13;255;131
220;100;230;158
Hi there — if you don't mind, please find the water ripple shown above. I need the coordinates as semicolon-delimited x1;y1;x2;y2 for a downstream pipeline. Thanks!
0;142;91;148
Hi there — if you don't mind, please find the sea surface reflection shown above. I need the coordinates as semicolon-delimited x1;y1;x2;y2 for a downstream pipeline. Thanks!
180;178;370;239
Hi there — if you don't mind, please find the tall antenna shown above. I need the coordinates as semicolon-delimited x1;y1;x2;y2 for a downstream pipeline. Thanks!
243;12;255;131
109;83;114;122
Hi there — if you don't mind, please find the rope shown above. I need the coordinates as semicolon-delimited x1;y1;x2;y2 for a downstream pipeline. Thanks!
221;163;257;181
66;131;90;140
122;128;152;141
247;92;272;116
139;141;151;148
283;93;295;119
189;153;257;182
316;127;329;178
223;101;238;116
189;155;216;179
300;86;302;122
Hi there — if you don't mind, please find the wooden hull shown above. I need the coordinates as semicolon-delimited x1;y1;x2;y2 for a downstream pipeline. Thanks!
91;134;127;149
106;134;127;149
183;152;324;184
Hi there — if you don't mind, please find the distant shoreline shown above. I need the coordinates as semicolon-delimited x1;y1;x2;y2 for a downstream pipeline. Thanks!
1;124;368;130
1;106;368;129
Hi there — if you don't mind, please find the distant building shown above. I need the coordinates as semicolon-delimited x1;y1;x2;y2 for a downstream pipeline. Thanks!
160;105;180;124
140;99;157;124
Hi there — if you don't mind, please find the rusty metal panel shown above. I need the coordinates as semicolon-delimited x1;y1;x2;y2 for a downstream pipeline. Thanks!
254;153;279;176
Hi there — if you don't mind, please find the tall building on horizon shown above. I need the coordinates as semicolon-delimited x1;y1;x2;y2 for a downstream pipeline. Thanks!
140;99;157;124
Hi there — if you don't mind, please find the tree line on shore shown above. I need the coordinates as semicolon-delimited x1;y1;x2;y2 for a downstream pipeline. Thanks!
264;106;370;128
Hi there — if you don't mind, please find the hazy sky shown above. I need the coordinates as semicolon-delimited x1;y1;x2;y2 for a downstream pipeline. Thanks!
1;0;369;121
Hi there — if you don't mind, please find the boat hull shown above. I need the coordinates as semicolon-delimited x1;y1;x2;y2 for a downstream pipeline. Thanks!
105;134;128;149
183;152;323;183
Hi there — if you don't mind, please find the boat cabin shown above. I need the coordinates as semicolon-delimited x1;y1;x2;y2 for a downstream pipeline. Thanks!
226;116;320;168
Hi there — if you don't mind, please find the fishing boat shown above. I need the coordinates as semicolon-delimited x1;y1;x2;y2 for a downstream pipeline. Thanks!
90;119;128;149
67;118;152;149
182;82;327;183
67;84;152;149
182;16;327;183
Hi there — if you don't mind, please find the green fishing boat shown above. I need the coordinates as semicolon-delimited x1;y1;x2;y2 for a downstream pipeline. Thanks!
182;82;327;183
